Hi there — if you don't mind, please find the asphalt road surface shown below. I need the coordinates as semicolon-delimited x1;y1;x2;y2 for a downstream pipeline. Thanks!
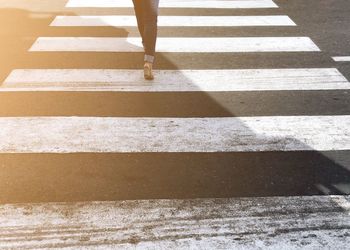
0;0;349;248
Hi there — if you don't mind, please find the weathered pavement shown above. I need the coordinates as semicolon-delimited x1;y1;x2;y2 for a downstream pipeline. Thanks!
0;0;349;248
0;196;349;249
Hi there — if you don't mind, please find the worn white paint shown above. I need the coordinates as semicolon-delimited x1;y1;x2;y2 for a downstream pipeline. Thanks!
0;0;65;12
0;195;349;249
3;68;349;92
332;196;350;215
333;56;350;62
0;116;350;153
66;0;279;9
51;15;296;27
29;37;320;52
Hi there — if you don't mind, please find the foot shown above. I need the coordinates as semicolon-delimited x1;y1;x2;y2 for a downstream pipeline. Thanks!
144;62;154;80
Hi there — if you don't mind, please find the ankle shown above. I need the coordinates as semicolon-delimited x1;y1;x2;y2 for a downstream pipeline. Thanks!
144;61;153;67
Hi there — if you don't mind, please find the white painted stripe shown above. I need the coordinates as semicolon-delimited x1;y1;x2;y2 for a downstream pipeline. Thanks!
3;68;349;91
333;56;350;62
66;0;279;9
0;116;349;153
29;37;320;52
0;196;349;249
51;15;296;27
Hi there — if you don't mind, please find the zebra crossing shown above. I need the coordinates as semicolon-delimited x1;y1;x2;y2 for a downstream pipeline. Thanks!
65;0;279;9
1;196;349;249
0;0;349;248
1;116;350;153
51;15;297;27
333;56;350;62
4;68;349;91
29;37;320;52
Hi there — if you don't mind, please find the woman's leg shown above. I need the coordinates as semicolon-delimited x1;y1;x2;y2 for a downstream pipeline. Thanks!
132;0;145;48
133;0;159;80
141;0;159;63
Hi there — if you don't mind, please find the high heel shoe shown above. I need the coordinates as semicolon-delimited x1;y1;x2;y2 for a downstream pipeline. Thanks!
144;62;154;80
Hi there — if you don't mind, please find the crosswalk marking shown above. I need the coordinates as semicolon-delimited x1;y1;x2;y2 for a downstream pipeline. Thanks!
0;116;349;153
333;56;350;62
0;195;349;249
1;0;350;248
29;37;320;52
51;15;296;27
3;68;349;92
66;0;279;9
